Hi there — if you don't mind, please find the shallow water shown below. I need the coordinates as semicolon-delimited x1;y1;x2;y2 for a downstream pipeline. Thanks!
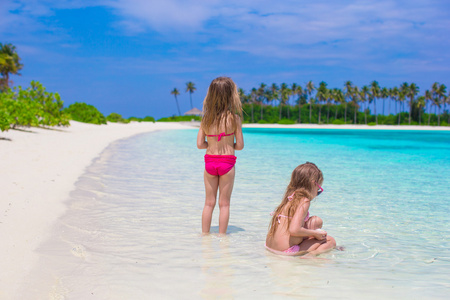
23;128;450;299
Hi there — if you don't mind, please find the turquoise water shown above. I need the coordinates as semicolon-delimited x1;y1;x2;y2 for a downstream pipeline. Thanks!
25;128;450;299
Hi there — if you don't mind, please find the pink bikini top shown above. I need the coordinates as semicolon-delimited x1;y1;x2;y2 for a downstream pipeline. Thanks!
271;192;310;224
206;132;234;141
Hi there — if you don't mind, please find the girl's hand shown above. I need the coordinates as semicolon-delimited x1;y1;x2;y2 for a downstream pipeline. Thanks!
313;229;327;240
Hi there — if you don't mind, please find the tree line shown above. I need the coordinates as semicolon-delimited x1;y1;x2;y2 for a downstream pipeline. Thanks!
238;81;449;126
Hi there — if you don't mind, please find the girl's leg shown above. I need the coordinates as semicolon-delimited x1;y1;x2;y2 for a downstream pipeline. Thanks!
298;235;336;256
304;216;323;230
202;170;219;234
217;167;235;234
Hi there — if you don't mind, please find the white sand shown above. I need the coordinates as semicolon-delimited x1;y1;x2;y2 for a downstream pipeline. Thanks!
0;121;194;299
0;121;448;298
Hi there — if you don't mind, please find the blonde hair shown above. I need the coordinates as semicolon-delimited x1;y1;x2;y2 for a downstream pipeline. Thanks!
200;77;243;134
267;162;324;237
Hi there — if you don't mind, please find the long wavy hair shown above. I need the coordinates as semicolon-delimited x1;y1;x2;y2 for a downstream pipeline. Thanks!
267;162;324;237
200;77;243;134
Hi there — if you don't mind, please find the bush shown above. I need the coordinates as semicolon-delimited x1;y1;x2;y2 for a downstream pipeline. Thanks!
257;119;268;124
142;116;155;122
0;81;70;131
106;112;129;123
368;122;376;126
332;119;345;125
278;118;295;124
128;116;142;122
64;102;107;125
157;115;201;122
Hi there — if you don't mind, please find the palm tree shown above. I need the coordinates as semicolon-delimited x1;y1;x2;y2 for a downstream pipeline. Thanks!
407;83;419;124
279;83;290;120
370;81;380;125
170;88;181;116
381;87;389;116
326;88;333;124
436;84;447;126
424;89;433;125
390;87;399;117
416;95;425;125
398;90;406;125
250;88;257;123
185;82;196;109
0;43;23;90
317;82;328;124
270;83;279;107
306;81;315;123
352;86;360;124
293;83;304;123
344;81;353;124
257;83;267;120
360;85;369;124
333;88;344;120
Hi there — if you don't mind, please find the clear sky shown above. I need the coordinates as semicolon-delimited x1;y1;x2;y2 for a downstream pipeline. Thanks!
1;0;449;119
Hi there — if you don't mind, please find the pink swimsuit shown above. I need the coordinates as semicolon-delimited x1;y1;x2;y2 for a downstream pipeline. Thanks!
268;192;309;254
204;132;236;176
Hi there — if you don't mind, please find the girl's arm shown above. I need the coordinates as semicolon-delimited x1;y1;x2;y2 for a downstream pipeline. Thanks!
197;128;208;149
289;200;326;240
234;116;244;150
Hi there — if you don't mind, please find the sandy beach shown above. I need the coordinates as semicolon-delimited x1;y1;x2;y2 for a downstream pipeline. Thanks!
0;121;448;298
0;121;193;299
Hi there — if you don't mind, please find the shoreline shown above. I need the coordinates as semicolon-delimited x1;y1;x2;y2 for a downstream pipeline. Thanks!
243;123;450;130
0;121;195;299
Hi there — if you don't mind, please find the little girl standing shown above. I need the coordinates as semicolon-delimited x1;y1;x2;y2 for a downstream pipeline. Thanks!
197;77;244;234
266;162;336;256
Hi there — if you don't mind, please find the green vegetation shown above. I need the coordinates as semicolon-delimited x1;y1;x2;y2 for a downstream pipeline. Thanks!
240;81;449;126
0;81;70;131
106;112;129;123
157;115;201;122
0;43;23;91
141;116;156;122
63;102;107;125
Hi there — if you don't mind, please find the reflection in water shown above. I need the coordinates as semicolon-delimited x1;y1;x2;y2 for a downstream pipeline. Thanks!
200;235;234;299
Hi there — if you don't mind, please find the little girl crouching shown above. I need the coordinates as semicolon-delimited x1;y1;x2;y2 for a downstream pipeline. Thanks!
265;162;336;256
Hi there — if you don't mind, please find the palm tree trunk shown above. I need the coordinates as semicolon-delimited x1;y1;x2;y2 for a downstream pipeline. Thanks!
438;105;441;126
354;103;357;124
383;98;385;116
287;105;290;119
299;104;301;123
364;110;367;124
279;103;282;120
251;103;254;123
189;93;193;109
318;105;321;124
345;103;347;123
428;101;431;125
309;102;312;123
409;97;412;125
388;98;391;115
326;103;330;124
374;98;378;125
175;95;181;116
335;106;338;120
260;103;263;121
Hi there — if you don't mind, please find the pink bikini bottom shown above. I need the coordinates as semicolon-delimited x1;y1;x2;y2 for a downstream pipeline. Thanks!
204;155;237;176
265;244;305;256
